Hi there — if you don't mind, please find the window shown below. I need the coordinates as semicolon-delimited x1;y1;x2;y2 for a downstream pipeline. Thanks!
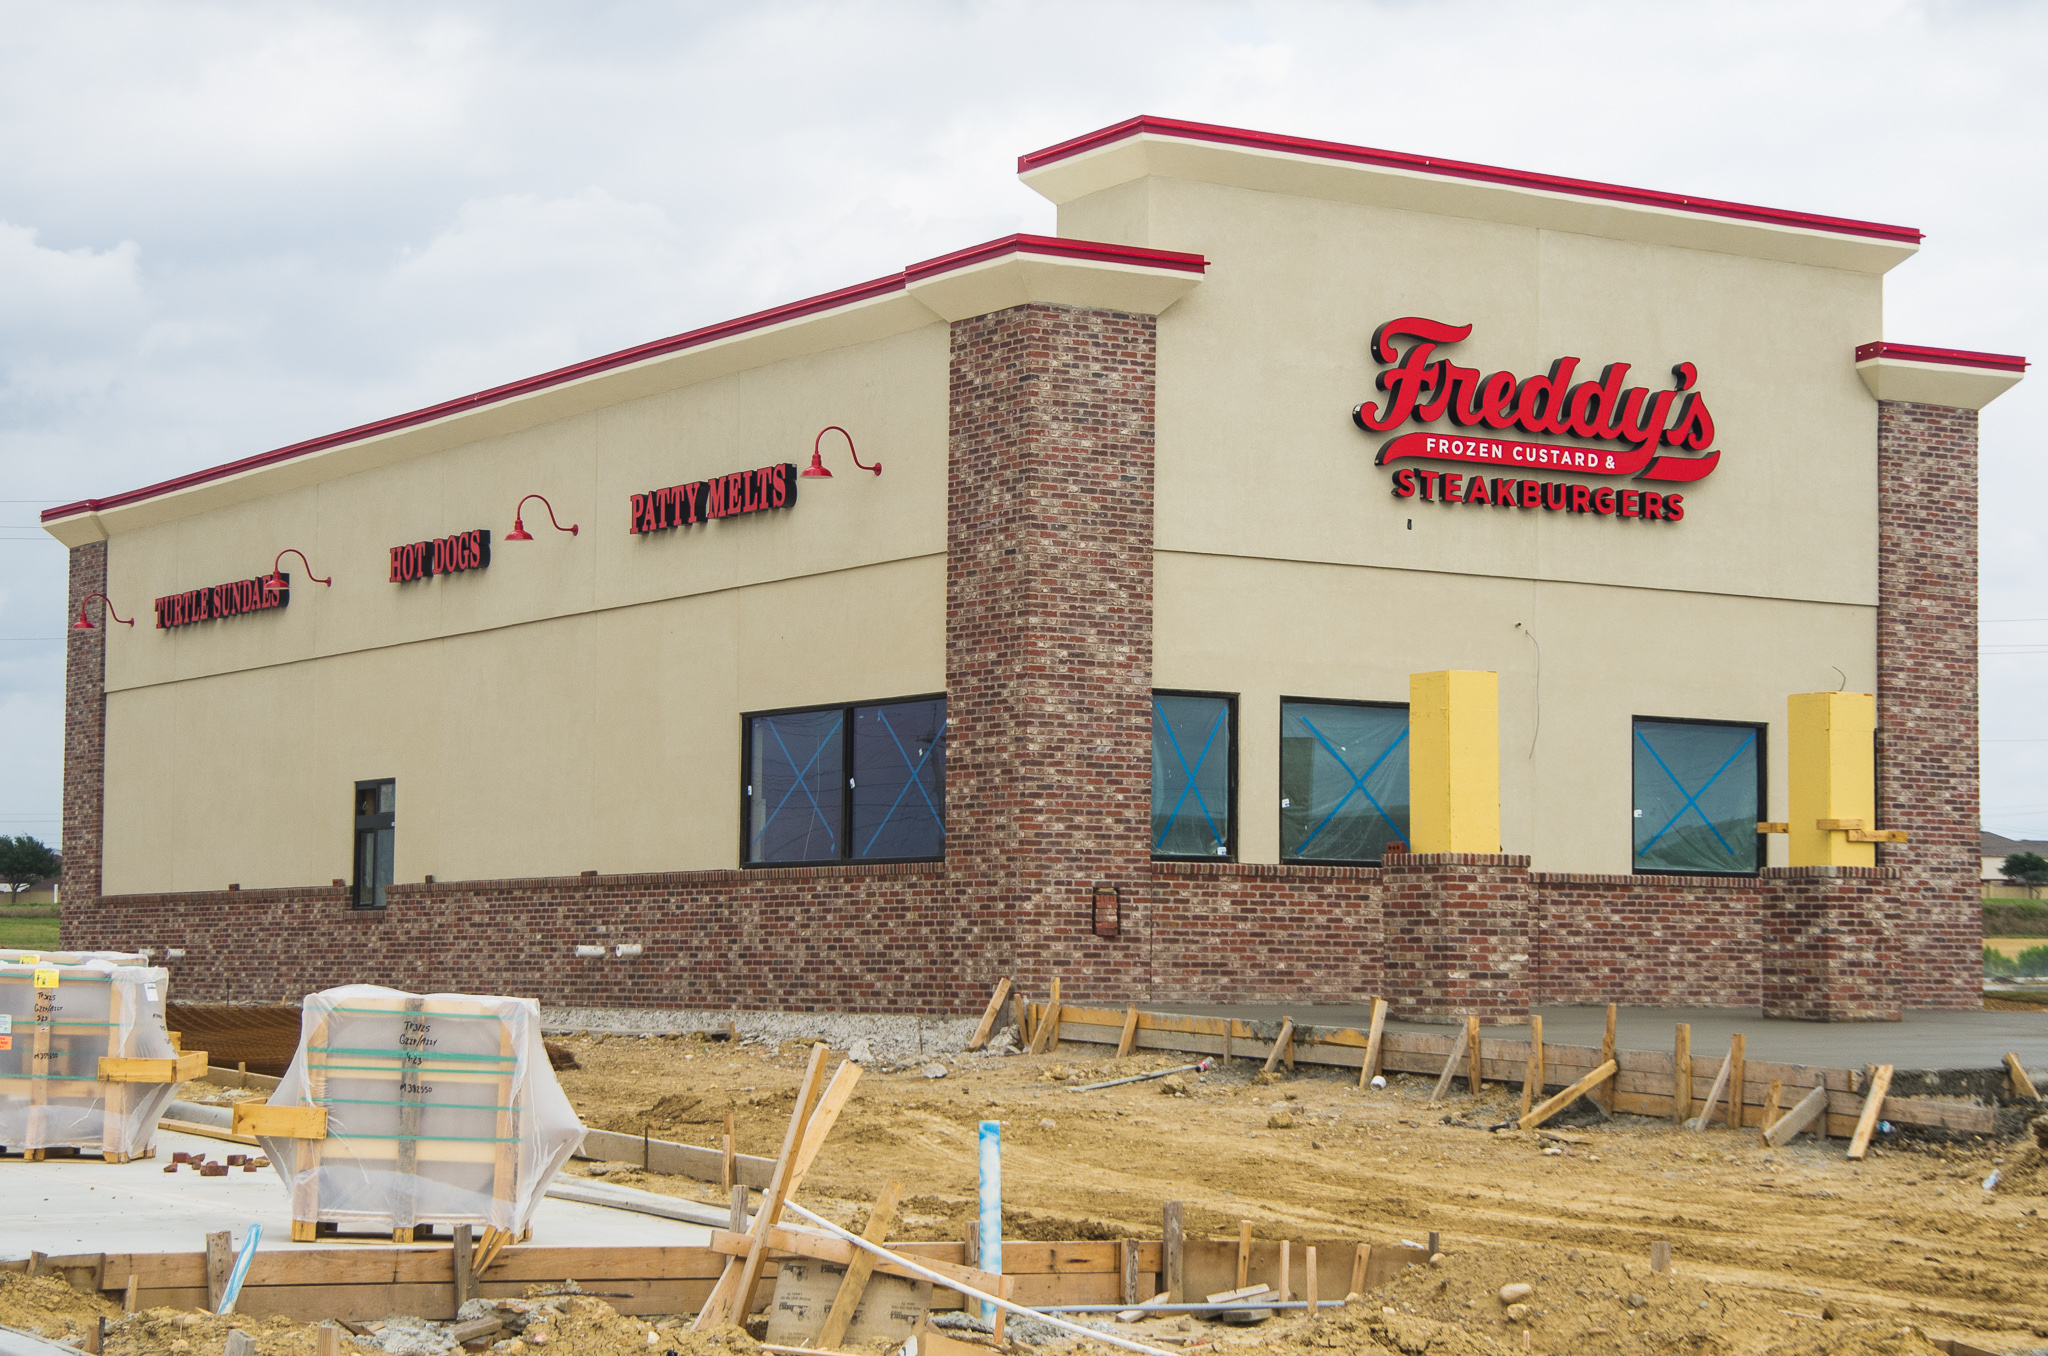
744;696;946;865
352;780;394;909
1152;692;1235;859
1632;717;1764;875
1281;699;1409;863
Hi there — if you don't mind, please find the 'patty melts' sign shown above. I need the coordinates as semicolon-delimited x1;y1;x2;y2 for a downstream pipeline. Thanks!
155;575;286;628
629;462;797;536
1354;317;1722;522
389;529;490;583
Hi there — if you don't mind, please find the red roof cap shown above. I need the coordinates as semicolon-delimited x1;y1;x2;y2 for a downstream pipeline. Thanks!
1852;341;2027;373
1020;115;1923;246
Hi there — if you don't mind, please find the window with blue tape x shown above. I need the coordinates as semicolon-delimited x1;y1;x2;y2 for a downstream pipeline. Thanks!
1281;700;1409;863
746;697;946;865
1632;717;1763;875
1152;693;1234;859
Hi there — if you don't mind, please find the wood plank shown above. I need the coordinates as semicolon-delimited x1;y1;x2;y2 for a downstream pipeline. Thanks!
1163;1202;1184;1304
577;1127;776;1189
205;1233;232;1313
1262;1018;1294;1074
1598;1005;1617;1113
96;1051;207;1084
706;1227;1000;1296
1760;1080;1782;1136
1519;1061;1616;1130
2008;1052;2039;1102
1519;1016;1543;1116
1847;1065;1893;1160
1689;1050;1734;1131
1013;995;1031;1049
1466;1016;1482;1096
1762;1085;1829;1148
1029;981;1063;1055
1726;1034;1746;1130
1358;999;1388;1088
1116;1007;1140;1059
1430;1023;1470;1103
816;1178;903;1349
231;1105;326;1139
965;980;1012;1053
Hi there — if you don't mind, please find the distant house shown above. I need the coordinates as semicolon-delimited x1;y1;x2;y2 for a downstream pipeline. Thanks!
1981;831;2048;894
4;878;58;905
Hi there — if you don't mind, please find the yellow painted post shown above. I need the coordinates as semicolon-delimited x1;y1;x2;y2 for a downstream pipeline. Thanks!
1408;670;1500;853
1787;691;1876;867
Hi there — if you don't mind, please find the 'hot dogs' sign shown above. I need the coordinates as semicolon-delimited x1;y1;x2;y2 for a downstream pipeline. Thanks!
1354;317;1721;522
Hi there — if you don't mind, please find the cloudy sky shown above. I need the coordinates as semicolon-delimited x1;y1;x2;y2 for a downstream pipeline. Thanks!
3;0;2044;848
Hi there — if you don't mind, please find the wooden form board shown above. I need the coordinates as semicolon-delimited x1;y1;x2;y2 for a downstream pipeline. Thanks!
577;1126;777;1188
85;1237;1409;1324
1035;1005;1995;1136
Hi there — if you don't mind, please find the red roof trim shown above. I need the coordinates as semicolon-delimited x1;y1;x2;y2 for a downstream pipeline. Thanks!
904;232;1206;283
42;233;1206;526
1853;341;2027;373
1019;115;1923;246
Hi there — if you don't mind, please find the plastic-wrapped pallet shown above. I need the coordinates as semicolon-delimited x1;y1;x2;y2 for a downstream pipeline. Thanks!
251;986;584;1244
0;954;196;1161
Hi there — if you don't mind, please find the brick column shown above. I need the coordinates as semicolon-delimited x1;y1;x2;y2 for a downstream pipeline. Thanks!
1875;400;1980;1008
1380;852;1532;1021
1760;866;1902;1021
61;541;108;909
946;304;1156;998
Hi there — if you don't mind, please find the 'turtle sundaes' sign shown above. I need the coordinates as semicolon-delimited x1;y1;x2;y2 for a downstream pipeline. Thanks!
1354;317;1722;522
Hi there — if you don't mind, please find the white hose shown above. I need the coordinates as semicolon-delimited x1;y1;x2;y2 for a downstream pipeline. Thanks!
778;1201;1177;1356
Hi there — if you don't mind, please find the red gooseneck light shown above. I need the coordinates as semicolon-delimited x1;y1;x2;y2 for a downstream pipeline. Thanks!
266;548;332;594
802;425;880;479
71;593;135;631
508;494;577;541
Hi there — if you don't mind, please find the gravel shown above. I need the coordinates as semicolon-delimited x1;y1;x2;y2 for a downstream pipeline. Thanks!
540;1005;1002;1066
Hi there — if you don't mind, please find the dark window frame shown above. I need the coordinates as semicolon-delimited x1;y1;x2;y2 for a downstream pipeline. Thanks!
1629;714;1768;879
351;778;395;910
1150;688;1240;863
739;692;948;868
1278;695;1411;866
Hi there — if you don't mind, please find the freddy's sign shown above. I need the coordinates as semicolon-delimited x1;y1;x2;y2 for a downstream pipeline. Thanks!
1354;317;1721;521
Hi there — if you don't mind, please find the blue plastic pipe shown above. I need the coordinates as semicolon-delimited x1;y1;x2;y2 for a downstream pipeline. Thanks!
978;1120;1002;1323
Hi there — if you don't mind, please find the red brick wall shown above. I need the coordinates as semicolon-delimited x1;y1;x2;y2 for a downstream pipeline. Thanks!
1875;400;1981;1009
62;541;107;907
945;304;1158;998
1534;872;1765;1007
1760;865;1902;1021
1381;853;1533;1020
1147;862;1382;1003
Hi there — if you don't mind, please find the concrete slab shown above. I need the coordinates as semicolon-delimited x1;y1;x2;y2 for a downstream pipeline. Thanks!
1;1127;711;1262
1148;1003;2048;1077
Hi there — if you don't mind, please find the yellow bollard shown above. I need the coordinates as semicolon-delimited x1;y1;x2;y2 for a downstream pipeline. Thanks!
1787;691;1876;867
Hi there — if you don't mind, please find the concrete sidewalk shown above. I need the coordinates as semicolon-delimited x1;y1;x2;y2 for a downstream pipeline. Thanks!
1149;1003;2048;1075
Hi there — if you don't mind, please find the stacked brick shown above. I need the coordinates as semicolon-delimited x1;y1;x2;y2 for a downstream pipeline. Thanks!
1535;872;1767;1007
1148;862;1382;1003
1875;401;1982;1009
1380;853;1533;1020
1759;866;1902;1021
62;542;107;907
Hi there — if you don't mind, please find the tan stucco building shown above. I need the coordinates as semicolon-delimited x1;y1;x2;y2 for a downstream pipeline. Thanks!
48;117;2022;1018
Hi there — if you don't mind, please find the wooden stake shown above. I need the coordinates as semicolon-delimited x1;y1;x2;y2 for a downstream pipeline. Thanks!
1466;1016;1482;1096
316;1326;340;1356
1727;1034;1746;1130
1349;1243;1370;1297
1672;1024;1691;1125
1689;1047;1734;1132
1519;1060;1617;1130
1028;980;1063;1055
966;979;1013;1052
123;1276;137;1313
1117;1006;1141;1059
1598;1004;1617;1113
1162;1202;1184;1304
693;1044;832;1330
1358;998;1388;1089
1279;1240;1292;1303
1847;1064;1894;1160
992;1275;1012;1344
1305;1246;1318;1315
1760;1080;1783;1139
1236;1221;1250;1290
2007;1052;2039;1101
452;1224;475;1310
730;1184;748;1234
1762;1085;1828;1147
1430;1022;1471;1103
816;1179;904;1350
1519;1015;1544;1117
205;1231;232;1313
1427;1231;1439;1258
1013;995;1031;1048
722;1111;736;1192
1650;1240;1670;1273
1262;1017;1295;1074
1122;1240;1139;1306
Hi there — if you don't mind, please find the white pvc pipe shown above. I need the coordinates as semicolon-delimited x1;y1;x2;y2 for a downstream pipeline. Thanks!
977;1120;1002;1324
779;1201;1176;1356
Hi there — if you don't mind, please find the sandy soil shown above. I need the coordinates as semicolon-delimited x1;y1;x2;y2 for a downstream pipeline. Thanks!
551;1030;2047;1353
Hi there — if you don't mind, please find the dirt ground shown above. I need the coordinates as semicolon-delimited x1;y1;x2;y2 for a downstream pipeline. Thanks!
549;1030;2047;1354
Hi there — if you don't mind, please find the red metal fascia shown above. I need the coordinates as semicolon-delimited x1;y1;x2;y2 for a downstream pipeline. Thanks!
1018;115;1924;246
903;232;1207;284
41;270;911;524
1852;341;2028;372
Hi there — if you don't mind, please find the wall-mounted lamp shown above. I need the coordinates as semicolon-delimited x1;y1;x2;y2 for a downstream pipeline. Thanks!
70;593;135;631
1092;883;1121;939
800;425;881;479
265;549;332;594
507;494;578;542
